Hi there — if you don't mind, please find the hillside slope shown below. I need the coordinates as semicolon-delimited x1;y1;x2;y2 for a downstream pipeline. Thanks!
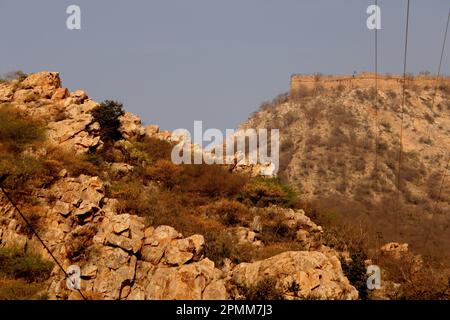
241;74;450;260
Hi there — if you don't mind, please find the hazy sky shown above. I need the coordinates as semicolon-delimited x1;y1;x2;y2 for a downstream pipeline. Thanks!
1;0;449;132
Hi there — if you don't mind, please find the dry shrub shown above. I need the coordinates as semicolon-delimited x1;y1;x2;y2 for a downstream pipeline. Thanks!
126;136;174;165
327;127;349;149
279;138;295;178
65;224;98;262
201;199;251;227
45;147;100;178
236;277;284;300
181;164;248;197
109;180;154;215
144;159;184;189
438;82;450;95
328;104;358;128
258;209;297;243
259;92;289;110
203;231;252;266
0;106;46;153
378;252;450;300
0;279;48;300
304;100;324;126
238;177;297;208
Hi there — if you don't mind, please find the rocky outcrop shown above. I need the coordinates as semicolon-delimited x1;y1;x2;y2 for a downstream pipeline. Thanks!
230;251;358;300
119;112;146;140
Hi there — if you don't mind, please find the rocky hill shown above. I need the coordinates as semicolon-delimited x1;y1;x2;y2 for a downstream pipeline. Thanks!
0;72;359;300
241;74;450;261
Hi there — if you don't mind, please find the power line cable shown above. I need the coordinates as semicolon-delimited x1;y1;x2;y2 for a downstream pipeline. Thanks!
0;182;87;300
430;10;450;114
426;10;450;141
396;0;410;233
431;11;450;213
374;0;380;172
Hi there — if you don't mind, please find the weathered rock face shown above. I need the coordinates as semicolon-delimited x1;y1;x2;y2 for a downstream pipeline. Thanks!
146;258;226;300
0;82;15;102
1;72;104;153
21;71;61;90
119;112;146;140
231;251;358;300
19;71;61;99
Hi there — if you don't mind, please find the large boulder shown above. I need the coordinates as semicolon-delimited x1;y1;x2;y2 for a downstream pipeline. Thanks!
231;251;358;300
145;258;227;299
20;71;62;99
119;112;146;139
0;83;14;102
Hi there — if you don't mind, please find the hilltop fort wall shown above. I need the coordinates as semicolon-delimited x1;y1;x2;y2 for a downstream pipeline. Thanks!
290;73;450;97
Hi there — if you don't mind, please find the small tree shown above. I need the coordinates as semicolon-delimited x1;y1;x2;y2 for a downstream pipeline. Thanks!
90;100;125;144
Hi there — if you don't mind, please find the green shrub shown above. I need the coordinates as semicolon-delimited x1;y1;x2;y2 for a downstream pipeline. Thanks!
0;152;46;192
201;199;250;227
131;136;174;163
260;214;297;243
238;177;297;208
203;231;252;267
0;248;53;283
90;100;124;144
144;159;184;189
340;252;368;300
0;107;46;153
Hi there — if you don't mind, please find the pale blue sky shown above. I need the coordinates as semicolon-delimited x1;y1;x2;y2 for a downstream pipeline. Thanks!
1;0;449;132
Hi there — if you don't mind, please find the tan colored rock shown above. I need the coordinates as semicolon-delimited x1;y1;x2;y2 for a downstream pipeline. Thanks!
127;285;146;300
52;200;72;217
164;247;194;266
70;90;88;104
93;264;135;300
144;227;155;239
21;71;61;89
111;163;134;174
203;280;229;300
106;234;134;252
141;244;166;265
119;112;146;139
113;222;129;235
52;88;69;100
13;89;39;102
250;215;263;233
0;83;14;102
233;227;262;247
231;251;358;300
145;125;160;136
145;258;222;300
103;247;130;270
19;71;61;98
82;265;98;279
151;225;183;243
